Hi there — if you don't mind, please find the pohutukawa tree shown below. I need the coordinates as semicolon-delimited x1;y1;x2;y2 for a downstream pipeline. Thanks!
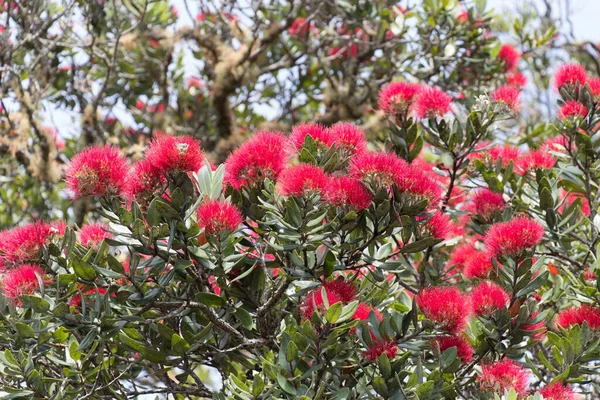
1;0;600;399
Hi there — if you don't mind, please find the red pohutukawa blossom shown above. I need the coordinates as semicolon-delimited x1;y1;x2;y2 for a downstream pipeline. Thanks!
555;304;600;330
558;190;591;217
447;243;479;274
224;131;289;189
520;312;547;341
126;160;167;202
69;287;109;307
350;151;407;188
491;85;521;112
471;142;520;167
197;200;243;236
433;335;473;363
65;145;130;198
554;63;587;89
78;223;111;248
324;176;372;210
2;264;45;302
516;149;557;175
587;77;600;98
324;278;357;303
469;189;506;216
364;338;399;362
484;217;544;259
416;286;471;333
352;302;382;323
471;281;510;316
539;382;577;400
396;165;444;206
541;136;569;153
412;86;453;119
463;250;494;279
0;221;65;266
145;134;204;173
558;101;587;120
288;17;312;37
301;287;341;319
327;122;368;156
506;71;527;88
378;81;422;115
277;164;329;197
497;44;520;72
289;122;334;151
479;359;530;397
424;212;453;240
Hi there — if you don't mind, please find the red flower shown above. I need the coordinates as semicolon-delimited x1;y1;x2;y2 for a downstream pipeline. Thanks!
69;287;111;307
352;302;382;322
491;85;521;112
463;250;494;279
520;312;547;341
554;63;587;89
289;122;334;151
479;359;530;397
516;149;557;175
559;190;591;217
378;81;422;115
2;264;45;302
78;223;111;248
328;122;368;156
300;286;342;320
197;200;243;236
146;134;204;173
65;145;130;198
555;304;600;330
507;72;527;88
324;176;372;210
125;160;167;203
541;136;569;153
469;189;505;216
413;86;453;119
558;101;587;120
539;382;576;400
471;281;510;316
424;212;453;240
497;44;520;72
587;77;600;98
224;131;289;189
433;335;473;363
350;151;408;188
448;243;479;274
288;17;312;37
324;278;357;303
0;221;65;266
471;142;520;167
277;164;329;197
484;217;544;259
396;165;444;206
364;338;399;362
416;286;471;333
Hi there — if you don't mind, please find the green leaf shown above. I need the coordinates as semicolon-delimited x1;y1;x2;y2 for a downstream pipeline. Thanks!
171;334;190;355
286;341;298;362
252;375;265;397
20;295;50;313
325;302;343;324
195;292;225;308
118;332;166;363
276;373;297;396
15;322;35;338
71;256;97;281
235;308;253;330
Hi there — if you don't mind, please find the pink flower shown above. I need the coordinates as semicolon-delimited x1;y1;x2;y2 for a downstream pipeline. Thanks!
555;305;600;330
424;212;453;240
1;222;65;266
328;122;368;156
554;63;587;89
469;189;505;216
2;264;45;303
558;101;587;120
520;312;547;341
289;122;334;150
65;146;130;198
479;359;530;397
396;165;444;206
350;151;408;188
497;44;520;72
413;86;453;119
484;217;544;259
324;176;372;210
352;302;382;323
197;200;243;236
433;335;473;363
364;339;399;362
516;150;557;175
491;85;521;112
464;250;494;279
78;223;111;248
471;281;510;316
378;81;422;115
471;142;520;167
125;160;167;203
146;134;204;173
448;243;479;274
416;286;471;333
277;164;329;197
539;382;577;400
587;77;600;98
224;131;289;189
507;72;527;88
187;76;203;90
559;190;590;217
